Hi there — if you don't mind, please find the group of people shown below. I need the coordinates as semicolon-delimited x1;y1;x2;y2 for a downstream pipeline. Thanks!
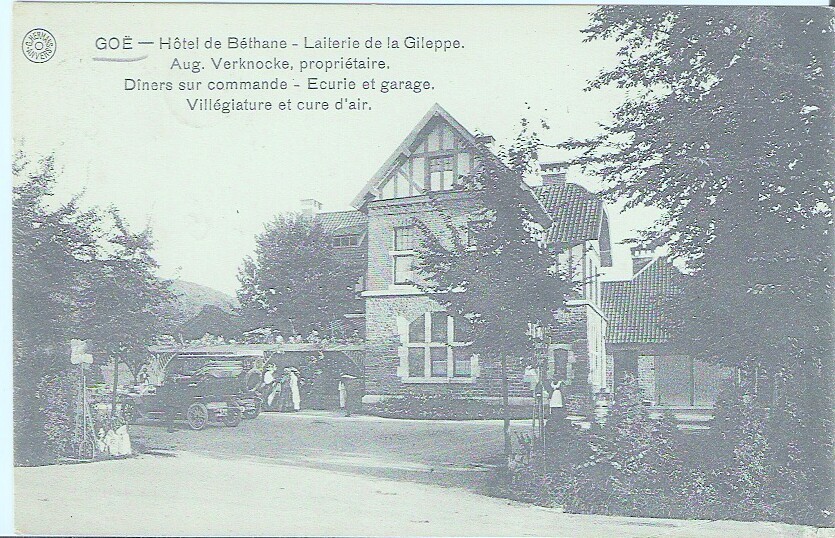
260;364;301;412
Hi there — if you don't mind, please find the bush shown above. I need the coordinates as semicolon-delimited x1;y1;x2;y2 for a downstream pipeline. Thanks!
563;378;694;518
498;378;832;526
33;368;83;462
502;376;720;519
367;393;504;420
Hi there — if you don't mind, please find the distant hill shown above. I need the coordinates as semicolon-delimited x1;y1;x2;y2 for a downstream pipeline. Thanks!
167;279;240;322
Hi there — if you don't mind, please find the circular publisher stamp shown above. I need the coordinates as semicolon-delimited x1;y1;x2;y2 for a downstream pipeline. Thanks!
22;28;56;63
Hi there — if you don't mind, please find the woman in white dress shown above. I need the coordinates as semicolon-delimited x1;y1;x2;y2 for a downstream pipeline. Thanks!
289;368;301;411
549;379;566;422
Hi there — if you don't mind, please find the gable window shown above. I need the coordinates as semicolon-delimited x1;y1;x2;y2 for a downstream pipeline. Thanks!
404;312;474;379
332;235;360;248
429;156;455;192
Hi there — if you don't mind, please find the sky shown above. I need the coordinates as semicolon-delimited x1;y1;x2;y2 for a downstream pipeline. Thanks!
14;3;662;295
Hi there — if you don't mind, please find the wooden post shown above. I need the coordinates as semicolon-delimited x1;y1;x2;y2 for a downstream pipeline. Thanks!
501;354;511;466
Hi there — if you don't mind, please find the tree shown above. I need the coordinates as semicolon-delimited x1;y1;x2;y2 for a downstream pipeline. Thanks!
80;208;173;412
565;7;833;523
413;140;568;462
12;152;101;462
237;213;361;338
13;151;171;461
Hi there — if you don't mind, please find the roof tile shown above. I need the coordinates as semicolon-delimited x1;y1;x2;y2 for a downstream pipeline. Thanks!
601;258;683;344
532;183;603;244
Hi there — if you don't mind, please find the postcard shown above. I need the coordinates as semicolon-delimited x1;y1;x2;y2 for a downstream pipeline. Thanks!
11;3;834;536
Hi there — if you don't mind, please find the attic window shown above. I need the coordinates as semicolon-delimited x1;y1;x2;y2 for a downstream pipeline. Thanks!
332;235;360;248
429;156;455;191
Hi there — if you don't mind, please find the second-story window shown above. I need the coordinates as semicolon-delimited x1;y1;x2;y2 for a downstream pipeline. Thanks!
392;225;416;285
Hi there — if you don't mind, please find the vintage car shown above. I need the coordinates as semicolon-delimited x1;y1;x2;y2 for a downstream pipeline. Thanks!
123;355;262;430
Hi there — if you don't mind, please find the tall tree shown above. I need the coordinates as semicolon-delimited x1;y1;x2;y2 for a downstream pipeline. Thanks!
414;141;568;461
12;152;99;462
565;7;833;523
13;151;172;461
237;213;361;337
80;208;173;411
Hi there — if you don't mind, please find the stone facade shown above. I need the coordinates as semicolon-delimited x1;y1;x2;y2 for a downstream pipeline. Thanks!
361;190;534;407
347;104;612;415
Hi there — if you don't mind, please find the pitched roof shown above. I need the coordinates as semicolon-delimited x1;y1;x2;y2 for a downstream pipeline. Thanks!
349;104;551;225
601;257;683;344
350;104;482;209
532;183;605;245
315;210;368;236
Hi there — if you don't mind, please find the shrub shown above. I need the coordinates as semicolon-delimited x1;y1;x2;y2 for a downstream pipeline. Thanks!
564;377;692;518
367;393;500;420
34;368;83;462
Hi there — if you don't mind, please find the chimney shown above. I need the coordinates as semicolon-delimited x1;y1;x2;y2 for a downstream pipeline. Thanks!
630;247;654;276
540;162;567;186
300;198;322;219
474;134;495;147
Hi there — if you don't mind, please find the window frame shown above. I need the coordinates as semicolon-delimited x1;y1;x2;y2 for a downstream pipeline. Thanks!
332;234;360;248
391;225;417;286
392;254;414;285
403;312;474;380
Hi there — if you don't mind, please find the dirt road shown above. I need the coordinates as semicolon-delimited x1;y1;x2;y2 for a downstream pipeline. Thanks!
14;451;825;537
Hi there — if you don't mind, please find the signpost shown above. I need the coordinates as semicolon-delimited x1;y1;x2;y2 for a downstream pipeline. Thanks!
70;339;96;459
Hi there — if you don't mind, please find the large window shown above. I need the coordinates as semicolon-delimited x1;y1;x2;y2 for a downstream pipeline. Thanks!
405;312;473;378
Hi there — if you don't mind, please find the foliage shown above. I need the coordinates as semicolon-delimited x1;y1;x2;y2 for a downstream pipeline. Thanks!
12;151;171;463
563;376;691;518
413;142;567;364
564;7;834;523
237;213;362;338
176;305;244;341
705;385;772;520
33;370;82;464
79;208;174;380
367;393;500;420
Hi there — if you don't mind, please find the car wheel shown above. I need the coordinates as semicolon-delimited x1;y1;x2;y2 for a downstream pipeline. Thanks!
224;409;242;427
186;403;209;430
243;401;261;419
122;401;137;424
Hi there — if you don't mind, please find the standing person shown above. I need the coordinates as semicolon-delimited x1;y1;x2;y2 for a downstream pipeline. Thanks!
262;364;278;410
339;374;358;417
548;379;566;424
338;378;347;412
289;368;301;411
